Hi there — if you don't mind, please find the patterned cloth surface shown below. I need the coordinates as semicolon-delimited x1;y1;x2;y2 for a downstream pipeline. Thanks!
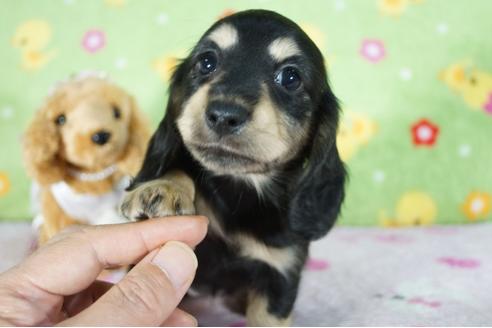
1;0;492;225
1;222;491;326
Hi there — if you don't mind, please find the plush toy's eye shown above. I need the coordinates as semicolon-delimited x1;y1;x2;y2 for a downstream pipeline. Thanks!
275;66;302;91
55;114;66;126
198;51;218;75
113;105;121;119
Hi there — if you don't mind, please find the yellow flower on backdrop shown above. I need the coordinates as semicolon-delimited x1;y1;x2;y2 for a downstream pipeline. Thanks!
337;111;378;162
0;173;10;197
462;192;491;221
153;49;189;82
153;53;184;82
300;23;325;50
440;62;492;111
380;191;437;227
299;23;337;69
105;0;126;7
12;20;57;71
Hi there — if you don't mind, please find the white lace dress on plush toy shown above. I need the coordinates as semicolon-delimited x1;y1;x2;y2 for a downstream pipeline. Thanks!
31;165;130;230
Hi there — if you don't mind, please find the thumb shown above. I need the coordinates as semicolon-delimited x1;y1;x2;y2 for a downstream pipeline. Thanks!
61;241;198;326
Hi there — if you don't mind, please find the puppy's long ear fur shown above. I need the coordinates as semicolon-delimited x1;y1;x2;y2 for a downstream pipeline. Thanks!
117;96;151;175
23;103;65;185
289;90;346;241
127;62;188;190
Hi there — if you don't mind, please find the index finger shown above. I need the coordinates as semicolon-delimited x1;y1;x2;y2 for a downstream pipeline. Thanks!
13;216;208;295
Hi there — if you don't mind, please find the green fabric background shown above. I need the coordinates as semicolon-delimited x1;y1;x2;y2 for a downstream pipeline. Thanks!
1;0;491;225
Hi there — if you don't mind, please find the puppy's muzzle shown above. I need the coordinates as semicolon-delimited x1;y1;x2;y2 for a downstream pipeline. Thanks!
205;102;250;136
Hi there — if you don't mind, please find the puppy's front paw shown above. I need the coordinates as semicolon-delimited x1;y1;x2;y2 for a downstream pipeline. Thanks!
120;180;195;220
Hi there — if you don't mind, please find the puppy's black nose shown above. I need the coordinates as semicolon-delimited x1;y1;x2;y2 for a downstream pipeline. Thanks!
91;131;111;145
205;103;249;136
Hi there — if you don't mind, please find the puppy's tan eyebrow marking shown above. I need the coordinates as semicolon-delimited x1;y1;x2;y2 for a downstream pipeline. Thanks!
268;37;301;62
207;23;238;50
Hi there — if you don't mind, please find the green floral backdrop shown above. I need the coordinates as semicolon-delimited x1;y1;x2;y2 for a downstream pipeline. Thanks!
1;0;491;226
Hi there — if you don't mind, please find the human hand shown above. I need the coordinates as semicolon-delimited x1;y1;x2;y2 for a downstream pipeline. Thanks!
0;216;208;326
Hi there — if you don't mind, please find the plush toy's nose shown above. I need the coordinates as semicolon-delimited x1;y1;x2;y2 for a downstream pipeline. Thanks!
91;131;111;145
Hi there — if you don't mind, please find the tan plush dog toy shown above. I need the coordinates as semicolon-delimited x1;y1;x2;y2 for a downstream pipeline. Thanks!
23;73;150;244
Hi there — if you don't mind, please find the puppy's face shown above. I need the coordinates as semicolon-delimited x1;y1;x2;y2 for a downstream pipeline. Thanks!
174;11;329;175
46;78;132;170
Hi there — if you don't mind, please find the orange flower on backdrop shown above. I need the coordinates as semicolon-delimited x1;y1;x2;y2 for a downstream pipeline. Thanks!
218;9;235;20
153;55;179;82
0;172;10;196
462;192;491;221
379;0;425;17
379;0;408;16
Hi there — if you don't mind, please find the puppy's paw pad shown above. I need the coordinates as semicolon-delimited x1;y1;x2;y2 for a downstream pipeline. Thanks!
120;181;195;220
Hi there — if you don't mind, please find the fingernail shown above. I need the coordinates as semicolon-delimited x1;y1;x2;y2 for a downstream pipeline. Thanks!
152;241;198;290
182;313;198;327
198;215;209;224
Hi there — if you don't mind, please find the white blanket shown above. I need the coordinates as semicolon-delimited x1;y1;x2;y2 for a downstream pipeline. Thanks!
1;223;491;326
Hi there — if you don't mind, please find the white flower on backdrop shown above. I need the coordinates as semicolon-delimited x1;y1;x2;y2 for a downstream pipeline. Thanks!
1;106;13;120
399;67;413;81
156;13;169;25
458;144;472;158
436;22;449;35
373;170;386;184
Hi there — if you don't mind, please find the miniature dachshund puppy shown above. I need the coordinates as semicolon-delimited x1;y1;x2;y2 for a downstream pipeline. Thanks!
121;9;346;326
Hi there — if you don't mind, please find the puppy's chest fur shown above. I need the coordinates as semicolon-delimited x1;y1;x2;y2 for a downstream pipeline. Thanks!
197;174;286;238
188;167;308;294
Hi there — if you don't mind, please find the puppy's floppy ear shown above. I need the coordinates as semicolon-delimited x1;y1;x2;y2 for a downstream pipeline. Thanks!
288;90;346;241
22;102;66;185
117;96;151;175
127;61;188;190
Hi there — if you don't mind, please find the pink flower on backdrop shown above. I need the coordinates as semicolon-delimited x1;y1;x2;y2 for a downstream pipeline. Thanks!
360;39;386;63
483;92;492;115
408;297;441;308
424;227;459;235
437;257;481;269
305;258;330;271
374;234;414;243
82;29;106;53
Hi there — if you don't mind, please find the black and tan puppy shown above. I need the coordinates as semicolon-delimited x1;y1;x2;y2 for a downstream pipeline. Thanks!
121;9;346;326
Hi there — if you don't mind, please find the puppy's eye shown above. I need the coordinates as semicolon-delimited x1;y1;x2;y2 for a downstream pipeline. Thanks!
113;105;121;119
275;66;302;91
198;51;218;75
55;114;66;126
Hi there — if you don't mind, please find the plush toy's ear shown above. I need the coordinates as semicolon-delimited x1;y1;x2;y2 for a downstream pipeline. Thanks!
288;90;347;241
22;103;65;185
127;61;188;190
117;96;151;175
